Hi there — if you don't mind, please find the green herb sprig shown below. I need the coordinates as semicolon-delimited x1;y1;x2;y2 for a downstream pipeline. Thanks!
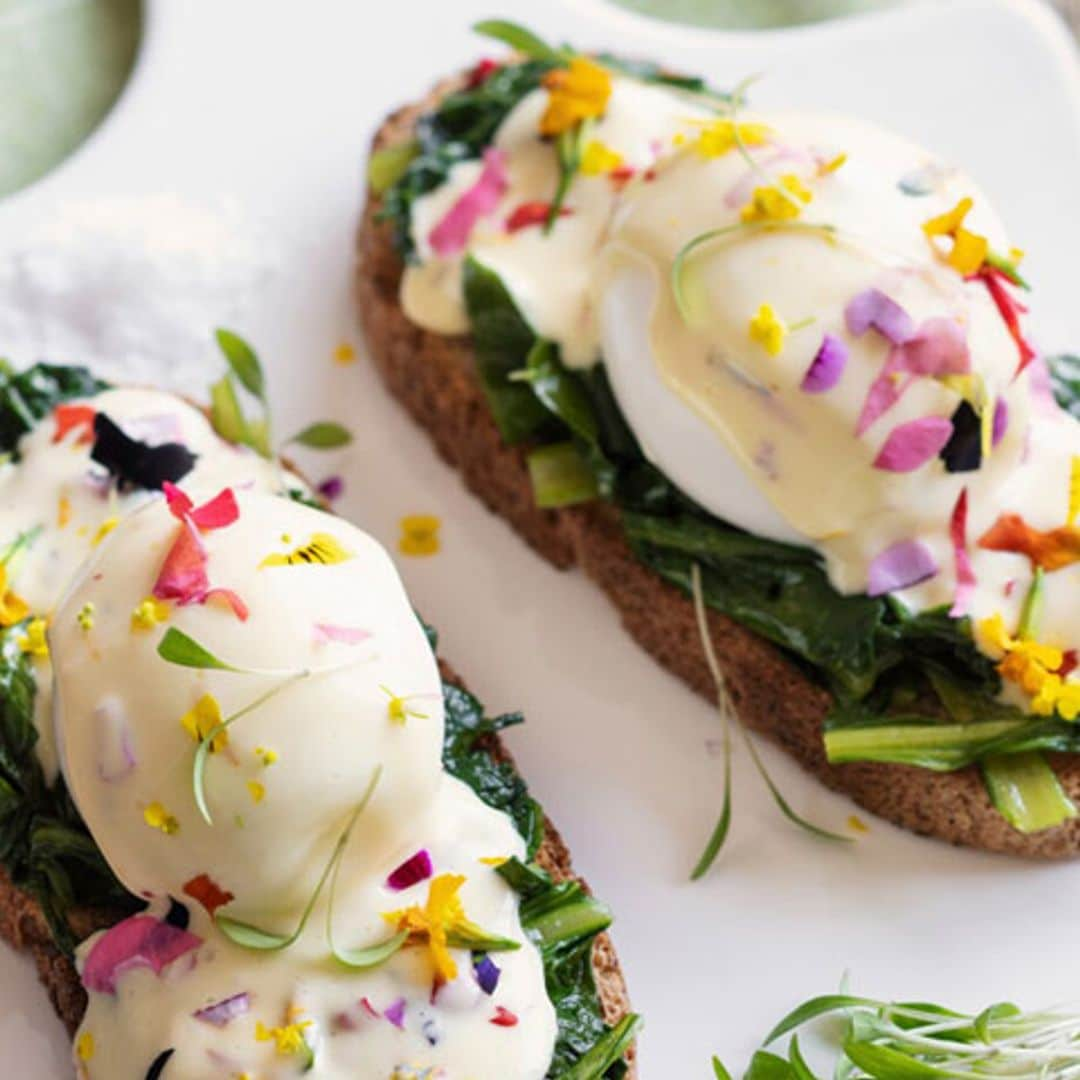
721;990;1080;1080
209;328;351;461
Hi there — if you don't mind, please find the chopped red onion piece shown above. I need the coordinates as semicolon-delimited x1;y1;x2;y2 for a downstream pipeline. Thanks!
845;289;916;345
428;148;508;256
193;992;250;1028
873;416;953;472
800;333;848;393
867;540;939;596
386;849;433;892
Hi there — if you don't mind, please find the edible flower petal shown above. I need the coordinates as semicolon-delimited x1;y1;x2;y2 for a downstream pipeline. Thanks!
131;596;170;631
580;139;623;176
153;519;210;603
948;228;989;274
183;873;234;916
800;333;848;393
163;483;239;531
992;398;1009;447
91;412;197;492
53;404;97;445
82;915;201;994
75;1032;94;1062
0;565;30;628
428;148;509;256
491;1006;519;1027
949;488;976;616
180;694;227;753
259;532;353;567
539;57;612;137
17;616;49;659
474;955;501;995
505;201;573;233
872;416;953;472
891;317;970;376
692;118;771;159
976;266;1037;374
741;173;812;223
866;540;939;596
386;849;434;892
255;1019;312;1058
978;514;1080;572
748;304;788;357
1031;675;1080;720
923;197;974;239
844;289;916;345
398;514;441;557
384;873;471;984
143;802;179;835
1070;457;1080;527
383;998;407;1030
316;475;344;502
312;623;371;646
193;992;250;1028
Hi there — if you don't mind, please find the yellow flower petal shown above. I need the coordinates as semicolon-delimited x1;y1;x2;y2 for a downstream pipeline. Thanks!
741;173;812;223
580;139;624;176
923;196;974;238
131;596;170;632
180;694;227;753
693;118;771;159
946;228;988;275
247;780;265;805
539;57;612;137
260;532;353;568
398;514;441;557
57;495;72;529
92;516;119;547
76;1032;95;1062
1069;457;1080;527
748;303;788;357
143;802;179;835
333;342;357;366
17;616;49;659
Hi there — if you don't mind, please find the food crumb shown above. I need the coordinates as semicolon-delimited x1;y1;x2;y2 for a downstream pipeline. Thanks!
847;814;869;834
333;342;357;366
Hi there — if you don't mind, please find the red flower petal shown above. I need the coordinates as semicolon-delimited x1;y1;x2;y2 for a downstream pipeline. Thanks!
466;57;501;89
153;519;209;604
976;267;1037;375
950;487;976;616
183;872;234;916
189;488;239;531
505;201;573;233
162;482;194;520
491;1006;519;1027
205;588;250;622
53;404;97;445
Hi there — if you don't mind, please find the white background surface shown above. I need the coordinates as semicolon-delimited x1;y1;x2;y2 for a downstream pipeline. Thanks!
1;0;1079;1075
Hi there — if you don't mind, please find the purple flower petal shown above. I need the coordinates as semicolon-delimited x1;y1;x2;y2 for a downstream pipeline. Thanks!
386;849;433;892
194;992;250;1028
873;416;953;472
316;475;344;502
800;333;849;393
845;288;916;345
992;397;1009;446
428;148;509;256
867;540;939;596
474;955;501;995
891;317;970;376
384;997;407;1029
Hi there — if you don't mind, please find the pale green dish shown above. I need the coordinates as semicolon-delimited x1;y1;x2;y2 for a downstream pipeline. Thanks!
610;0;898;30
0;0;141;198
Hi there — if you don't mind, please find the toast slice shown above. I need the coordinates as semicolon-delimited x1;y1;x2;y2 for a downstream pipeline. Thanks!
0;657;635;1072
356;78;1080;859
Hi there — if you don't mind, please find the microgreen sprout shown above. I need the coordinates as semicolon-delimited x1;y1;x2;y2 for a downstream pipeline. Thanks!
690;563;850;878
723;990;1080;1080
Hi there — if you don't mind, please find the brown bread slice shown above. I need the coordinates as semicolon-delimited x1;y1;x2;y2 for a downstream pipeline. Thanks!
356;78;1080;859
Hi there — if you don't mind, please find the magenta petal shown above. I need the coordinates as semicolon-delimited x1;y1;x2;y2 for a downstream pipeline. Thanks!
867;540;939;596
992;398;1009;446
384;997;407;1029
83;916;202;995
312;623;371;646
194;992;250;1028
845;289;916;345
428;148;509;256
892;317;970;376
801;333;848;393
856;357;913;436
873;416;953;472
386;849;433;892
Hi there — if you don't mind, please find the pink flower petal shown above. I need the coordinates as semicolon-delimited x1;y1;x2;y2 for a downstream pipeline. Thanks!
891;317;970;376
189;488;240;531
96;697;136;783
153;518;209;603
856;357;914;436
428;148;509;256
867;540;939;596
950;487;976;616
82;915;202;995
800;333;848;393
204;588;250;622
845;289;916;345
386;849;433;892
873;416;953;472
163;482;194;521
384;997;407;1029
313;623;371;646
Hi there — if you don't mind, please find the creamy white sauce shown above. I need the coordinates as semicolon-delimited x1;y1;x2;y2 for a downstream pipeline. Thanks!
401;76;1080;710
0;387;282;780
55;494;556;1078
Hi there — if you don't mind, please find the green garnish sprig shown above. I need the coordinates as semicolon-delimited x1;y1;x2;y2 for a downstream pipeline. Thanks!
689;564;850;878
209;328;351;462
157;627;373;825
717;991;1080;1080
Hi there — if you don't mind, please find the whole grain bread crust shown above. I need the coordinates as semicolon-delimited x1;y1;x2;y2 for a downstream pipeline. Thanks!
357;77;1080;860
